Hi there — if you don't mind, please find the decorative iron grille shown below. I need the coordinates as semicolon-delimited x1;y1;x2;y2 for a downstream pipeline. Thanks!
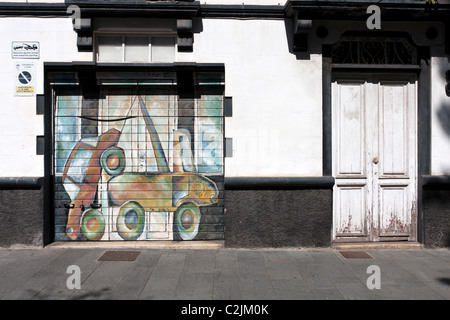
331;37;418;65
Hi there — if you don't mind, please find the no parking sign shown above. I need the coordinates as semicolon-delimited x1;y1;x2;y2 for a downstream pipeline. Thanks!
14;61;35;96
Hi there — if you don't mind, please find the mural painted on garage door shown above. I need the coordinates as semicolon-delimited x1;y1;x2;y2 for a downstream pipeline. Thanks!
54;86;224;241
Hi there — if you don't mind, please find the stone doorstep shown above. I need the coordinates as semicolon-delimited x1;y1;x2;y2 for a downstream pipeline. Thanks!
26;240;425;251
45;240;225;250
332;241;424;251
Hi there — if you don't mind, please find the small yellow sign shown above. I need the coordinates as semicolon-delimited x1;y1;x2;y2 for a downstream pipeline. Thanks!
16;86;34;94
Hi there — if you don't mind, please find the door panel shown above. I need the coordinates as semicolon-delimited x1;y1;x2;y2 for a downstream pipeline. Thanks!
332;75;417;242
334;184;368;238
332;80;370;241
379;84;408;176
378;184;410;238
336;83;366;176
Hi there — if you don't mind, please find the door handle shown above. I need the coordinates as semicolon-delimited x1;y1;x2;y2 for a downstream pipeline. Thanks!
373;157;379;164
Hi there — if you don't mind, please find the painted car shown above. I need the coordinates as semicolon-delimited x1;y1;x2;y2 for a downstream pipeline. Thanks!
62;128;121;240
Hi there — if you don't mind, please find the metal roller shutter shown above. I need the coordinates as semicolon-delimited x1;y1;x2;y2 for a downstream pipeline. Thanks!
53;79;224;241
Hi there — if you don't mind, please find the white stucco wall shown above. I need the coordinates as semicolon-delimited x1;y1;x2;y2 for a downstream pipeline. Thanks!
0;16;323;179
0;17;91;177
180;18;323;177
1;3;448;180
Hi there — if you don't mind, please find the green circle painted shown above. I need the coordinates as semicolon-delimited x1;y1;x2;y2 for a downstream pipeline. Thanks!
100;147;125;176
117;201;145;240
80;209;105;241
174;203;200;240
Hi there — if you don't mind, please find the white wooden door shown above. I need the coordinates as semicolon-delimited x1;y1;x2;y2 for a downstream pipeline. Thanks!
332;74;417;242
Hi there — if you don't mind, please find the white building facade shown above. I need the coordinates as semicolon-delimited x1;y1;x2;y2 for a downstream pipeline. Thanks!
0;0;449;248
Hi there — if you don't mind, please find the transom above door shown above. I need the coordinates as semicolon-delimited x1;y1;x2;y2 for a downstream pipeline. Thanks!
332;73;417;242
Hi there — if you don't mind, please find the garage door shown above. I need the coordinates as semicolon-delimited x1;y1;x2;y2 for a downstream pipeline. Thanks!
53;81;224;241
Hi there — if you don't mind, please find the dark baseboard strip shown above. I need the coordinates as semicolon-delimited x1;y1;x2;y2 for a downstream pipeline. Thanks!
44;61;225;72
0;177;44;189
0;2;449;21
200;4;285;19
422;175;450;189
225;176;335;189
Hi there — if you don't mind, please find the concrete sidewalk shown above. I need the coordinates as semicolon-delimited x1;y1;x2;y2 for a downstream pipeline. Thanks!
0;243;449;300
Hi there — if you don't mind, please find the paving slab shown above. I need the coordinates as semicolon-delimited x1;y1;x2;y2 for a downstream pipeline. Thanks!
0;246;448;302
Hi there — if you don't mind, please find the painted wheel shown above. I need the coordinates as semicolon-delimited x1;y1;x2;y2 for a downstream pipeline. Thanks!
174;203;201;240
100;146;125;176
80;209;105;241
117;201;145;240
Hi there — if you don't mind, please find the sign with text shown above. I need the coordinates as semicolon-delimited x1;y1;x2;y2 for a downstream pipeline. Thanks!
14;61;36;96
12;41;40;59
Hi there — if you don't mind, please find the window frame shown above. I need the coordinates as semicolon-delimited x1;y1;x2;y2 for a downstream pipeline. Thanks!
94;32;178;63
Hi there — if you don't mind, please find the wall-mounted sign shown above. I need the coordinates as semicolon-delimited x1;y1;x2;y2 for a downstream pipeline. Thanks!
14;61;36;96
12;41;40;59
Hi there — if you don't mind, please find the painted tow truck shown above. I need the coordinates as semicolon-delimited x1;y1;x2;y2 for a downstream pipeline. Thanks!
62;96;219;241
